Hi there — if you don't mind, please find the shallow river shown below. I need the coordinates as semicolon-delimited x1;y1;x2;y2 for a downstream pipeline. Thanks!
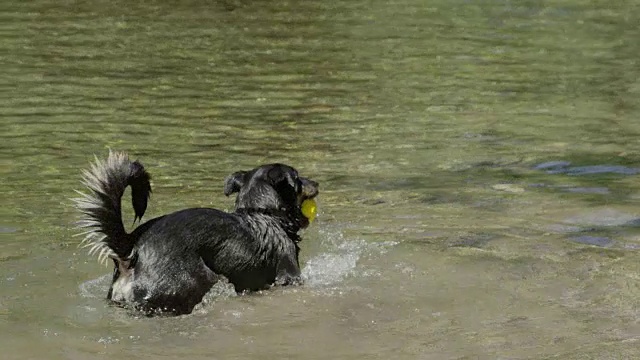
2;0;640;359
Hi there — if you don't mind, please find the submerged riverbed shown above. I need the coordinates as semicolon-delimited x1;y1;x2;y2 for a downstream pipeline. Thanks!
2;0;640;358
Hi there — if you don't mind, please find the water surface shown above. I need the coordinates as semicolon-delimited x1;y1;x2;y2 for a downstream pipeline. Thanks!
2;0;640;359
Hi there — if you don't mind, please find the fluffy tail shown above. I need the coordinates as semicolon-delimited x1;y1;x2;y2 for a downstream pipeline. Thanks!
72;150;152;264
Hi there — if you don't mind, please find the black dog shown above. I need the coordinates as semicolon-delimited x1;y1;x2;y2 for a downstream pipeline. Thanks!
73;150;319;315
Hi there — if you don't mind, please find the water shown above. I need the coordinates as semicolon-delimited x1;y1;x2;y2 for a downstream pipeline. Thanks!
2;0;640;358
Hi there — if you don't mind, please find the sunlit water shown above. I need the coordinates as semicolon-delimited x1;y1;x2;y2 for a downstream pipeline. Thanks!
2;0;640;359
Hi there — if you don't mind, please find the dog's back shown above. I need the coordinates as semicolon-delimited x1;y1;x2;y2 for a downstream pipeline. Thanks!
116;208;297;314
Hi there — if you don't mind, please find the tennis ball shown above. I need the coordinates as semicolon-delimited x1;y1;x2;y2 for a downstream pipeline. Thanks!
301;199;317;222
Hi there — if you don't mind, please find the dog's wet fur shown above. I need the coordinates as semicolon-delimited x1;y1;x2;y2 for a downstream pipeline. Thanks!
73;151;319;316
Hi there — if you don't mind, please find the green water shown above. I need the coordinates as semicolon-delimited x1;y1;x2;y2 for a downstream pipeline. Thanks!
2;0;640;358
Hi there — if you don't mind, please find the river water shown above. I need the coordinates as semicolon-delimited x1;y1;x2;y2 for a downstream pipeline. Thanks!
2;0;640;359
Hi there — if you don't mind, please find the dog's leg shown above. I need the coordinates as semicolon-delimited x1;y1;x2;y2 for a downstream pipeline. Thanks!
274;253;302;286
107;260;119;299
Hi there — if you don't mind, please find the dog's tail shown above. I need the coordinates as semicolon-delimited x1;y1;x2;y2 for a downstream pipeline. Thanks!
72;150;152;264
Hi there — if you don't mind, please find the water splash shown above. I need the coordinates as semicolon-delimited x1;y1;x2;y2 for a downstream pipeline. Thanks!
78;228;397;314
302;227;397;287
192;280;237;314
302;250;360;287
78;274;111;298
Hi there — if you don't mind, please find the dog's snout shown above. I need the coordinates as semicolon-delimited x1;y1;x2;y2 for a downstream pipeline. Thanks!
301;178;319;198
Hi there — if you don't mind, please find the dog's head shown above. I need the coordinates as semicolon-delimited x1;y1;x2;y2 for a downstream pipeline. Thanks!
224;164;319;228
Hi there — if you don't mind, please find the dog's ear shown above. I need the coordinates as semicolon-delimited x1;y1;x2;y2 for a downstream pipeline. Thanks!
267;167;287;184
267;166;300;191
267;167;299;188
224;171;246;196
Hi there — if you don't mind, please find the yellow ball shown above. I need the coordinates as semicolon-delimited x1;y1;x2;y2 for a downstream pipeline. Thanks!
301;199;317;222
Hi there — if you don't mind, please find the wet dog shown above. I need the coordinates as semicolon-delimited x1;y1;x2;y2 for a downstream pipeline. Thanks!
73;151;319;315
